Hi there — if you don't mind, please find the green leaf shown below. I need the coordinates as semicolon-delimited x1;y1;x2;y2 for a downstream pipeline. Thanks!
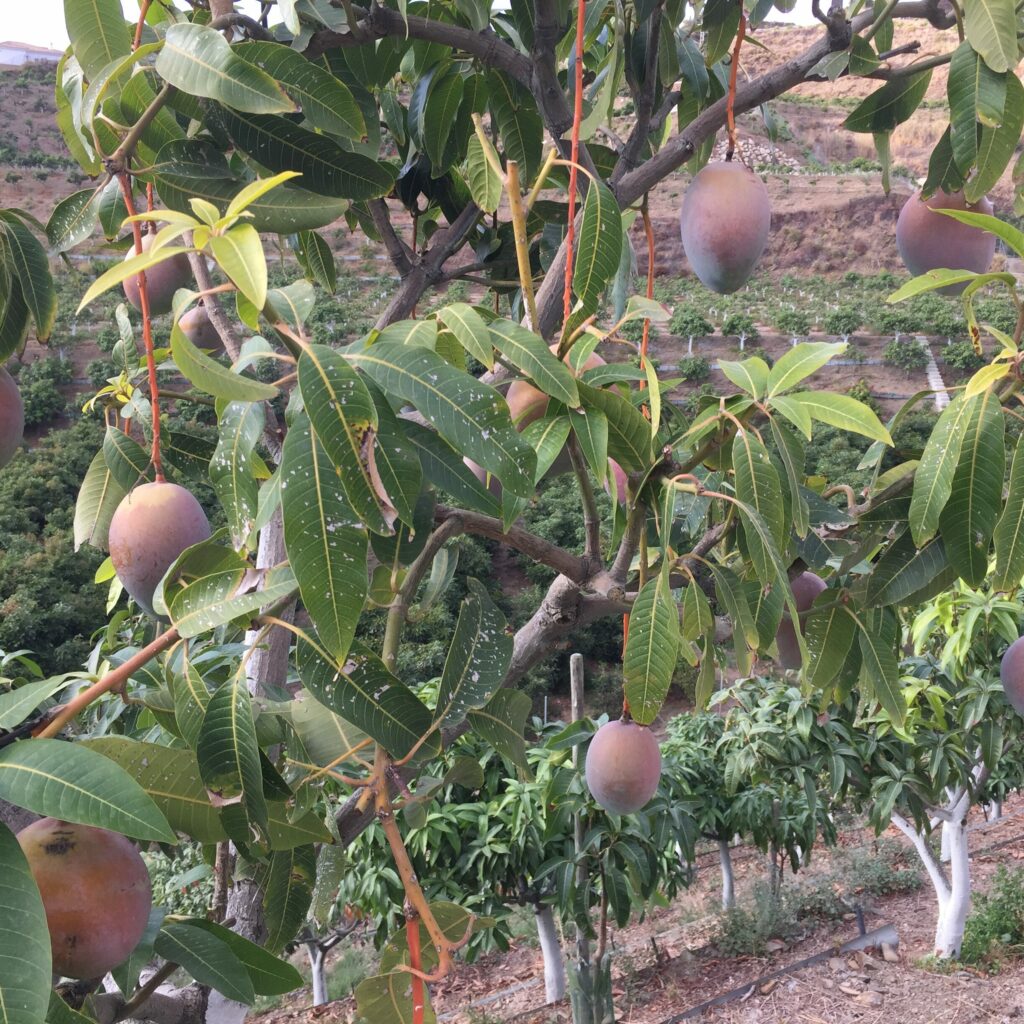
73;449;127;551
234;41;365;139
155;140;348;234
770;416;809;538
623;571;680;725
573;178;622;307
76;243;192;313
490;321;580;408
718;357;770;399
171;320;278;403
570;407;608;484
0;739;175;842
155;921;255;1004
210;401;264;550
0;678;72;731
45;188;102;254
156;23;294;114
0;274;30;362
929;208;1024;259
257;845;317;954
709;564;758;652
423;69;464;170
82;737;329;848
576;381;652;472
173;663;211;749
767;342;847;396
356;973;436;1024
0;821;51;1024
779;391;892;444
0;215;57;341
939;388;1004;585
466;132;503;214
217;108;396;200
209;223;267;310
867;532;953;605
63;0;131;80
403;423;501;518
848;607;905;724
948;41;1006;172
346;341;536;499
296;640;440;761
466;688;532;769
993;433;1024;591
297;345;391;535
842;71;932;133
732;427;785;548
281;418;367;663
488;73;542;183
909;393;977;546
436;303;493;370
184;919;303;996
963;0;1018;72
804;594;855;688
703;0;741;64
966;71;1024;202
282;692;368;769
364;379;423;527
294;230;337;293
434;579;512;729
196;677;269;843
102;426;151;492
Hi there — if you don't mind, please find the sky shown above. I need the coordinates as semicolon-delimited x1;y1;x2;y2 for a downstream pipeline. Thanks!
8;0;820;50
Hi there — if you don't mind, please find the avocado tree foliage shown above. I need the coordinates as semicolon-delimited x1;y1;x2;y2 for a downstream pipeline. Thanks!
1;0;1024;1020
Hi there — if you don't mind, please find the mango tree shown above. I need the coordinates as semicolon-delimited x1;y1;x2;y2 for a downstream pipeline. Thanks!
1;0;1024;1021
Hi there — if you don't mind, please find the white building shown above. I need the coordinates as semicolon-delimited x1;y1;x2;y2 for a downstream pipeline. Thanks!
0;41;64;68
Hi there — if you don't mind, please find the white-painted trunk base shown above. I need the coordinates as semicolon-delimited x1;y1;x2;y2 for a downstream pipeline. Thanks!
719;839;736;911
535;904;567;1004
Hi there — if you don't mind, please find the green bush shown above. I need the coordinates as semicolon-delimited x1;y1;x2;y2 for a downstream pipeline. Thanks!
975;297;1018;336
847;378;879;413
722;312;759;339
678;356;711;381
961;866;1024;969
15;357;72;427
823;306;861;338
86;358;116;388
773;309;811;337
884;338;929;373
669;305;713;338
942;340;986;372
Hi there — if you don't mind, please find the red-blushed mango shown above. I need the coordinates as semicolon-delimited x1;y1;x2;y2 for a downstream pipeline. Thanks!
17;818;152;980
775;571;827;670
109;481;212;615
679;161;771;294
0;366;24;468
585;717;661;814
178;303;223;353
505;344;605;429
896;190;996;295
122;233;193;316
1000;636;1024;715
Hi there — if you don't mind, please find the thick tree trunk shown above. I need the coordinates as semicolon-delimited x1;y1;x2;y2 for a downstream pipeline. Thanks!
718;840;736;911
986;800;1003;822
306;942;328;1007
534;904;566;1004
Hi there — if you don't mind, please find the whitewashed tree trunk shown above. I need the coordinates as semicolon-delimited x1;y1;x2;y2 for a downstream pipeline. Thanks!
986;801;1003;822
306;942;328;1006
534;903;566;1003
718;839;736;911
940;820;952;863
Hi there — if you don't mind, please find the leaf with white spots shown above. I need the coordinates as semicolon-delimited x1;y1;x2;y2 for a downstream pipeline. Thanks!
433;579;513;730
281;418;368;664
210;401;264;550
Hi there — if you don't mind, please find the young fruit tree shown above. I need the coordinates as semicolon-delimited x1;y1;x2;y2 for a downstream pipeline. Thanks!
1;0;1024;1020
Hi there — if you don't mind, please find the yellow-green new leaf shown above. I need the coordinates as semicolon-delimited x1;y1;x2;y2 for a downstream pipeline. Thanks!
768;342;847;396
209;224;267;310
77;245;192;312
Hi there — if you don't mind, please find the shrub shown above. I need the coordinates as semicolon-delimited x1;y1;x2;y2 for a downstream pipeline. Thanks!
774;309;811;337
678;356;711;381
669;305;713;338
961;866;1024;969
86;358;117;388
716;881;800;956
618;317;645;343
721;312;759;339
95;325;121;353
15;357;72;426
884;338;929;373
847;378;880;413
975;297;1018;335
875;306;922;338
942;340;986;372
823;306;861;338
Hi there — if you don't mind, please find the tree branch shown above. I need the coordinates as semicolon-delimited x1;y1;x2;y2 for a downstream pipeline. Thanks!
367;198;414;278
376;201;481;327
306;6;533;87
891;810;951;902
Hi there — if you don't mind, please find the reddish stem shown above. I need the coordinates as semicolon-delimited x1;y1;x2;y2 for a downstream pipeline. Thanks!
561;0;587;329
133;0;152;51
726;11;747;160
407;913;425;1024
118;173;164;481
